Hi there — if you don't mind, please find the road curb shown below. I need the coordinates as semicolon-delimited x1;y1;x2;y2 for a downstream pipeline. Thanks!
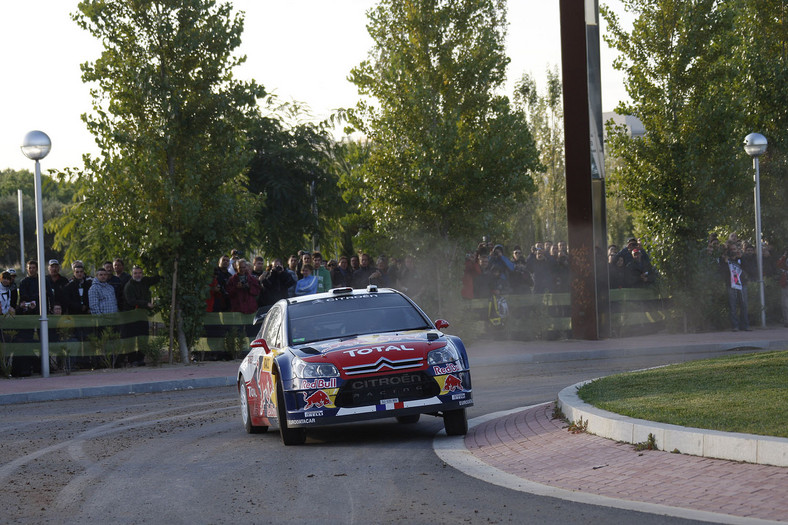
0;376;237;405
557;381;788;467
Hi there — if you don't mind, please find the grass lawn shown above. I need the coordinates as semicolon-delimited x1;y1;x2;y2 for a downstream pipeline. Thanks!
576;350;788;438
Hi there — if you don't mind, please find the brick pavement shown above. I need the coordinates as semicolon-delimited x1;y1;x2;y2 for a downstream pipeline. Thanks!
465;403;788;522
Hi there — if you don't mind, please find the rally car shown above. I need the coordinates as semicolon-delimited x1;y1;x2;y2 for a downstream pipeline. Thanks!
237;286;473;445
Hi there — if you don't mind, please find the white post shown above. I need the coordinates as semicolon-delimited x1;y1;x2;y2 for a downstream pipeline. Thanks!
18;190;25;274
33;160;50;377
753;157;766;328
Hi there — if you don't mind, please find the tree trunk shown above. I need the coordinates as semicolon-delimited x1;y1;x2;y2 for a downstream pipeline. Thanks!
177;308;189;364
169;258;178;365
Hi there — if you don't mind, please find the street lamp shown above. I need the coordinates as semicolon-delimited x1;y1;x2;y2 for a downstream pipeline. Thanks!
20;130;52;378
743;132;768;328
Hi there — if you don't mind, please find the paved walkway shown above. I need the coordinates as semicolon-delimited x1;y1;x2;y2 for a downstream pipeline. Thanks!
463;403;788;524
2;327;788;522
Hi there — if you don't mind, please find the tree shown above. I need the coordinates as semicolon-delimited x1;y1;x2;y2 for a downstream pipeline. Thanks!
512;67;566;246
347;0;542;245
602;0;745;284
244;100;345;259
56;0;263;362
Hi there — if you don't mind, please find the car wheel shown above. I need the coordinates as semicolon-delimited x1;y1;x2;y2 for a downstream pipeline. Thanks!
276;377;306;446
443;408;468;436
395;414;420;424
240;380;267;434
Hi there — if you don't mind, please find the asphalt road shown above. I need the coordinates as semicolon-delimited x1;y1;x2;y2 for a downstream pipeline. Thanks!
1;346;754;524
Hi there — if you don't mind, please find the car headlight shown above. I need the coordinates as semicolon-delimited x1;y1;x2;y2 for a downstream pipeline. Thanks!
292;357;339;378
427;343;460;366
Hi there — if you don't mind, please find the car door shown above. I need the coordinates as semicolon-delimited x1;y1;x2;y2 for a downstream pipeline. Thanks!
258;305;283;418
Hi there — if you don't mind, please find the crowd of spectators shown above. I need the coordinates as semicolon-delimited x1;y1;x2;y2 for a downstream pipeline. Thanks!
206;250;424;314
0;258;158;317
462;238;573;299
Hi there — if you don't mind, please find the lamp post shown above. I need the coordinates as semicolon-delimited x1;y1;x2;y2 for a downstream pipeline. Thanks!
20;130;51;377
743;132;768;328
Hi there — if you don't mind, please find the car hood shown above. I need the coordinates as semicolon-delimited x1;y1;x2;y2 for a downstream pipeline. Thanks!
292;331;447;378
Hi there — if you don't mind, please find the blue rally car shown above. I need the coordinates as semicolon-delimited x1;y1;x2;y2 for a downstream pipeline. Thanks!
237;286;473;445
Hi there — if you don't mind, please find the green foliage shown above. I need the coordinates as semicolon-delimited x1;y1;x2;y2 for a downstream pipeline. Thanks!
511;67;566;245
603;0;788;303
347;0;542;246
56;0;265;358
0;169;76;267
245;100;346;259
89;327;121;369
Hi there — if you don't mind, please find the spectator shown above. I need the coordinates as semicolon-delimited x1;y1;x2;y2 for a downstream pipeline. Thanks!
369;255;394;287
398;255;424;299
251;256;265;280
228;249;241;275
259;258;295;307
63;263;92;314
487;244;514;290
113;258;131;288
473;252;496;298
88;267;119;315
5;268;19;311
0;271;15;315
124;265;160;310
350;255;360;273
209;255;232;312
526;247;554;294
103;260;125;310
627;248;657;287
298;252;313;279
720;243;751;331
286;255;299;297
227;259;261;314
510;246;533;294
462;252;481;299
608;245;628;289
45;260;69;313
553;244;570;292
295;264;318;296
18;260;40;315
352;253;375;288
331;256;353;288
312;252;332;292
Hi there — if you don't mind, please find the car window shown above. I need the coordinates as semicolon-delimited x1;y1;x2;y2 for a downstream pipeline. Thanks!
262;307;283;348
287;293;431;345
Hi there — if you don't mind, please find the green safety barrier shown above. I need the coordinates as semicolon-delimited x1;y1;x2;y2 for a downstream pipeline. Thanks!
0;309;258;359
462;287;672;339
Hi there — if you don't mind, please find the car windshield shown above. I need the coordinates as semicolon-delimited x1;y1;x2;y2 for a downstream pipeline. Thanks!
287;293;432;345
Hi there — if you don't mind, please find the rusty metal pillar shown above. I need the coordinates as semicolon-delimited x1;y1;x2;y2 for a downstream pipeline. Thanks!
560;0;610;339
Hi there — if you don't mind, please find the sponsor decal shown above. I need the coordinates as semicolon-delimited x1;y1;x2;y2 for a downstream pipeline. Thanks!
289;418;316;425
442;374;463;392
303;390;332;410
351;374;420;389
432;362;461;375
300;378;337;389
343;344;415;358
379;398;399;404
451;393;466;400
459;399;473;406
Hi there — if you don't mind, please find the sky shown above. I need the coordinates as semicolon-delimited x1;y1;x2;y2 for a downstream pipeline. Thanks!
0;0;630;173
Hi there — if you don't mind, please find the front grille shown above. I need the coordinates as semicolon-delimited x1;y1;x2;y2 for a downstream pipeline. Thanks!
334;372;440;408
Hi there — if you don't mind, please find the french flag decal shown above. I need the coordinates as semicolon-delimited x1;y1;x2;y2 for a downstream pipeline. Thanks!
377;401;404;411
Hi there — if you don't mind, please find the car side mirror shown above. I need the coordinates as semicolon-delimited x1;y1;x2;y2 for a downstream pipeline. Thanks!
435;319;450;330
250;338;271;354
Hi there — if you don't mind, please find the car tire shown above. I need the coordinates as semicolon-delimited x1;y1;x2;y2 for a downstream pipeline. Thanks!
443;408;468;436
395;414;420;424
276;377;306;446
240;380;267;434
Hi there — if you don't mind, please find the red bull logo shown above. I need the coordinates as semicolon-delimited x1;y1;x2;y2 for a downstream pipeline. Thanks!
433;362;461;375
443;374;463;392
302;390;331;410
